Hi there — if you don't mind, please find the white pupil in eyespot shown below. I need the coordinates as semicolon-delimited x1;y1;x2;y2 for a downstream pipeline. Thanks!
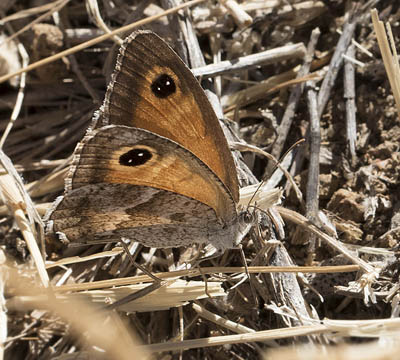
158;80;170;91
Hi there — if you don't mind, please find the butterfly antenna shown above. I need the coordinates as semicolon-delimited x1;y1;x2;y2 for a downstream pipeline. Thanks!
246;138;305;210
270;138;305;175
246;179;265;211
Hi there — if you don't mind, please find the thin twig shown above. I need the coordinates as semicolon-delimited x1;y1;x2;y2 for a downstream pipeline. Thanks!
344;43;357;164
305;81;320;262
317;18;358;119
266;27;320;175
192;43;306;77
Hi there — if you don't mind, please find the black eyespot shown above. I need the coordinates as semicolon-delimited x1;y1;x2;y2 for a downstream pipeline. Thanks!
119;148;152;166
151;74;176;98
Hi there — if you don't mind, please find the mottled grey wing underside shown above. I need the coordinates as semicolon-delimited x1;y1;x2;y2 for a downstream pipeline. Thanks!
46;184;237;249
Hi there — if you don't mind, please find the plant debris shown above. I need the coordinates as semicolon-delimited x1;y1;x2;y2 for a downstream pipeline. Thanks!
1;1;400;359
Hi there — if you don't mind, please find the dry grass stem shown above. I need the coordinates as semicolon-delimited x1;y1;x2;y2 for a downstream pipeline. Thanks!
371;9;400;119
1;2;399;359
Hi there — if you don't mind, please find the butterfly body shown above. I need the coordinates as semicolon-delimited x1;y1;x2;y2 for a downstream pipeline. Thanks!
45;31;249;250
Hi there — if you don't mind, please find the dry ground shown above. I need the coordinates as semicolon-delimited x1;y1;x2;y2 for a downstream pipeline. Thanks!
0;1;399;359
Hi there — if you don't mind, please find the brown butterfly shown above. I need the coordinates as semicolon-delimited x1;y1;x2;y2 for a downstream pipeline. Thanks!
45;31;251;250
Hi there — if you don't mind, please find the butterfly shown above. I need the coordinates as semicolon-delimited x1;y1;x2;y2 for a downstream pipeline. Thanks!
45;31;251;250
